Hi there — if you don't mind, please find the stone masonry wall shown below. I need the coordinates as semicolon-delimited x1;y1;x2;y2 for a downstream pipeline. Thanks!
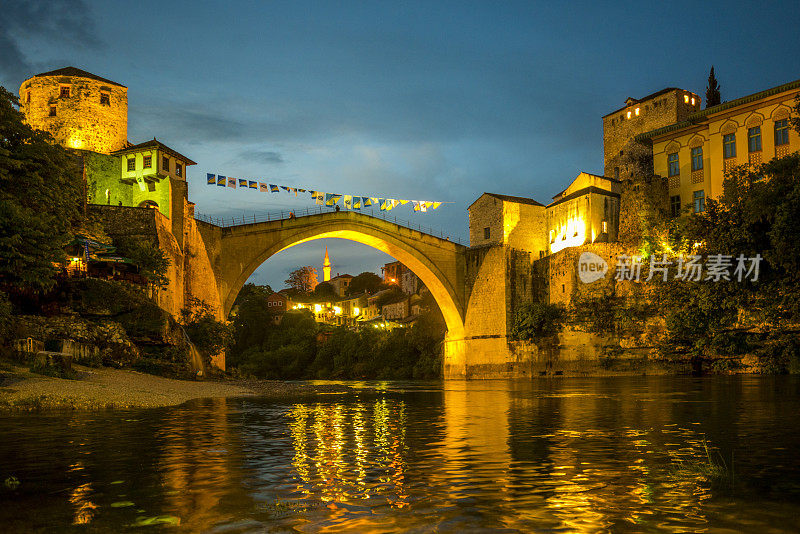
20;74;128;154
603;88;700;178
468;194;504;246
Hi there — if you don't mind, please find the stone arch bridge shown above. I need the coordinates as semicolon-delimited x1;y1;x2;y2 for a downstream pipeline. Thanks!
195;210;469;375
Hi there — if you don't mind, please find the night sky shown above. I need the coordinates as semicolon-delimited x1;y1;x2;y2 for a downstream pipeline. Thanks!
2;0;798;290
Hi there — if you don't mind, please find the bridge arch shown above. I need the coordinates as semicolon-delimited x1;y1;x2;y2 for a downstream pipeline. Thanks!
212;212;466;340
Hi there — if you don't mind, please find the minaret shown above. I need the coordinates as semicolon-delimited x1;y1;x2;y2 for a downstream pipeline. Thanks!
323;246;331;282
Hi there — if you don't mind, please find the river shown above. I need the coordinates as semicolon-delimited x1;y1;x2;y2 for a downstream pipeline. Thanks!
2;376;800;532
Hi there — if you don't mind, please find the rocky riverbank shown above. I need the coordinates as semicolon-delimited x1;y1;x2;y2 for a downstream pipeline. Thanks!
0;363;363;411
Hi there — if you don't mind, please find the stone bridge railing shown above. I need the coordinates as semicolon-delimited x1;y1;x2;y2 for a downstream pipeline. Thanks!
194;206;467;245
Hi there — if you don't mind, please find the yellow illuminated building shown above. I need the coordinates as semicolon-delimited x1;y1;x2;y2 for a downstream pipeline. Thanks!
639;79;800;215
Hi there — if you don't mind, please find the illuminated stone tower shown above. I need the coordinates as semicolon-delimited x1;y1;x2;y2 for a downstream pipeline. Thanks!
19;67;128;154
323;246;331;282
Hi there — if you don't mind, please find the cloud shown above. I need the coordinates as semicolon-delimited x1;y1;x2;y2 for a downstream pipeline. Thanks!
238;149;284;164
0;0;101;83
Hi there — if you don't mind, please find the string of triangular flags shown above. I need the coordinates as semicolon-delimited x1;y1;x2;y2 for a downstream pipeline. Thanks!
205;173;444;212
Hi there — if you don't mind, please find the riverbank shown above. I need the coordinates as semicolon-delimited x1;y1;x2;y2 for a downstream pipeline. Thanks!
0;364;255;411
0;363;363;411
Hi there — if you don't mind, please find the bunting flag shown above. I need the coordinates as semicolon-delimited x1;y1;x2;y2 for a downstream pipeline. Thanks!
206;172;448;213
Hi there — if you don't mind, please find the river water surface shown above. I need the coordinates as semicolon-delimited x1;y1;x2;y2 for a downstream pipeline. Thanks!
2;377;800;532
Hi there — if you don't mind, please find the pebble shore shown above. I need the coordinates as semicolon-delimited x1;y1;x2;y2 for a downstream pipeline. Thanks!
0;365;258;410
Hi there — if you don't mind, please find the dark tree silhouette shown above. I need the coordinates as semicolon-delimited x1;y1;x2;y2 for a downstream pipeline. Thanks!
705;66;721;108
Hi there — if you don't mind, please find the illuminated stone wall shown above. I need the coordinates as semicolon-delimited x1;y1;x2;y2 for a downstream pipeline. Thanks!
603;88;699;179
469;194;548;258
468;194;504;246
19;74;128;154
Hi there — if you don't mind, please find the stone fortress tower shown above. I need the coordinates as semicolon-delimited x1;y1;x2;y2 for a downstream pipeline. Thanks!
18;67;128;154
602;88;700;180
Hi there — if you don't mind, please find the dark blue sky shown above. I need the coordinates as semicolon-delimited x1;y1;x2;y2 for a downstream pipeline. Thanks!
2;0;798;289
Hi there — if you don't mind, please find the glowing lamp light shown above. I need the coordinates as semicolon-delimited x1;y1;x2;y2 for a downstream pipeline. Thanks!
69;137;83;149
333;306;342;315
549;216;586;253
353;307;360;316
314;304;322;313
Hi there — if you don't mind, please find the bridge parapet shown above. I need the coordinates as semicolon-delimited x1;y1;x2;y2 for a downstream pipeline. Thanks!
195;205;467;246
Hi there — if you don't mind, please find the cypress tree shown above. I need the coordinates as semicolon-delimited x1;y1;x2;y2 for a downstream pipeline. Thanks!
706;67;721;108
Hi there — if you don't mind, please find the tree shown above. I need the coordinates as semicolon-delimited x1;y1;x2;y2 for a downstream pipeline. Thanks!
285;266;317;294
233;283;273;308
311;281;336;301
347;271;384;296
705;66;721;108
0;86;83;292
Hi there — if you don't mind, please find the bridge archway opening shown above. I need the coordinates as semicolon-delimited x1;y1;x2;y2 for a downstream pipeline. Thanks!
226;229;465;340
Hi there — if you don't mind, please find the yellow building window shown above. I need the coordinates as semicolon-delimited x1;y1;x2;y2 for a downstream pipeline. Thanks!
127;158;135;172
60;85;71;98
100;93;110;106
143;155;152;169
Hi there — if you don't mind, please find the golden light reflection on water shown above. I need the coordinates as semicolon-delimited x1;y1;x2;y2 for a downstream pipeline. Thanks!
7;378;800;532
288;398;410;507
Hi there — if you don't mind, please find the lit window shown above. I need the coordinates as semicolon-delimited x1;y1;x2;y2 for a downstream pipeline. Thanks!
484;227;490;240
627;111;631;119
143;155;152;168
775;119;789;146
693;190;705;213
601;221;608;233
691;97;695;106
684;94;689;103
691;146;703;171
670;195;681;217
127;158;135;171
100;93;110;106
49;105;56;117
668;152;679;177
59;86;70;98
635;107;640;116
723;133;736;159
748;126;762;152
162;156;170;171
175;163;182;177
26;91;31;104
